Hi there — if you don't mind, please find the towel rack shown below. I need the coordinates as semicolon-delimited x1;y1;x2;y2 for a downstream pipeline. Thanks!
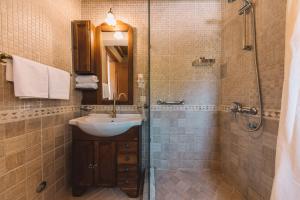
157;99;185;105
0;51;73;76
0;52;12;63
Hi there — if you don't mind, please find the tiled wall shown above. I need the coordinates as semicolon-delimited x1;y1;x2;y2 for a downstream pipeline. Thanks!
0;112;80;200
150;0;222;105
0;0;82;111
0;0;82;199
220;0;286;199
219;113;279;200
151;109;219;170
221;0;286;110
150;0;222;170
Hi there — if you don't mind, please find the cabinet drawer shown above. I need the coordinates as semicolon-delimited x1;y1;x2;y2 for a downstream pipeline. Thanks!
118;142;138;153
117;154;137;164
117;178;138;188
118;171;138;180
118;165;137;173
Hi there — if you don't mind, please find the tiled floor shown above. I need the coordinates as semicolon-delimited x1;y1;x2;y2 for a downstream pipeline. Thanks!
58;188;139;200
156;169;245;200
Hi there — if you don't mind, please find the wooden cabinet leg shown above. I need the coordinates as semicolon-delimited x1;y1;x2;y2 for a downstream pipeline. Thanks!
72;185;87;197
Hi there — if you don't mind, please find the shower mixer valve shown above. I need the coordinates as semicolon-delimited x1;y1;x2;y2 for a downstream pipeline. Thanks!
230;102;258;115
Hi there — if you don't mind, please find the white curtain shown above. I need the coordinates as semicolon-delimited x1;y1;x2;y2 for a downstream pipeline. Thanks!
271;0;300;199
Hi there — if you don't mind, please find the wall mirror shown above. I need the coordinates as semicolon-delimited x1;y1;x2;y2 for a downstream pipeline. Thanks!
97;20;133;105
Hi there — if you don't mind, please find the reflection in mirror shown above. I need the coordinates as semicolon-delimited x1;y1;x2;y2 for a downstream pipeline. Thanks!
100;31;129;102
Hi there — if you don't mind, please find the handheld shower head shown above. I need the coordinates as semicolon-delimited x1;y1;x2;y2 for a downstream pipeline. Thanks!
238;0;253;15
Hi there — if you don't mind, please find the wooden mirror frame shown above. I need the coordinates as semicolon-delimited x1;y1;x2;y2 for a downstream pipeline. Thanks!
95;20;133;105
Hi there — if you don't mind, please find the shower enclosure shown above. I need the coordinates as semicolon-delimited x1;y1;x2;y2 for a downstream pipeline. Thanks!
148;0;285;199
149;0;229;199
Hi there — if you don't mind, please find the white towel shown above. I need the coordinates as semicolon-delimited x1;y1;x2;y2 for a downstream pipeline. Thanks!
76;83;98;89
102;83;109;99
4;59;13;82
13;55;49;99
76;75;99;83
48;67;70;100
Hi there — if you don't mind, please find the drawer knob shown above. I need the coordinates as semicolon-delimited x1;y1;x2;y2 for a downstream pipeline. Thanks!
125;167;129;172
125;156;130;161
125;143;129;148
88;164;93;169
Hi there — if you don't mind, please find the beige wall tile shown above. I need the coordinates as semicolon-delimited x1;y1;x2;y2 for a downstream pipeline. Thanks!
26;130;42;148
25;118;41;133
4;181;26;200
26;157;42;177
4;135;27;155
0;124;5;140
0;141;4;158
5;121;25;139
26;144;42;162
5;151;26;171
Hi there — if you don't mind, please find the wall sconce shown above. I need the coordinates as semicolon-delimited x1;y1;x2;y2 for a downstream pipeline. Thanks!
105;8;116;26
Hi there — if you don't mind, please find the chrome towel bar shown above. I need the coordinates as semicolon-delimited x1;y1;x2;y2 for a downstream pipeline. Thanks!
157;99;185;105
0;51;73;76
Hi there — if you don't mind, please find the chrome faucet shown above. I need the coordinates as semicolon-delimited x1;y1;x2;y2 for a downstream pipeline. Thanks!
111;94;117;118
230;102;258;115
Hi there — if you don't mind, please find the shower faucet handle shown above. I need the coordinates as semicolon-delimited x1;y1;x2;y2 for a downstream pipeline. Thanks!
230;102;258;115
230;102;242;113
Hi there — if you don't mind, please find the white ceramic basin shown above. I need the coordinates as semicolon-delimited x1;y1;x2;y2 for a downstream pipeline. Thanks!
69;114;143;137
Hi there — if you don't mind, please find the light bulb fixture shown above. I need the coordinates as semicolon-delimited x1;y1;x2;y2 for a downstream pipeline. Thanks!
113;31;124;40
105;8;116;26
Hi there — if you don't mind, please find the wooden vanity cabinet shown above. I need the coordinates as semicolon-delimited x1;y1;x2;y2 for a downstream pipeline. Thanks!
72;126;142;198
71;20;96;74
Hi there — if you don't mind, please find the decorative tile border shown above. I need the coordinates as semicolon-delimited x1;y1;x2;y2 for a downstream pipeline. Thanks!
150;105;218;112
82;105;139;112
0;105;140;124
262;110;281;120
0;105;80;124
150;104;281;120
0;104;281;123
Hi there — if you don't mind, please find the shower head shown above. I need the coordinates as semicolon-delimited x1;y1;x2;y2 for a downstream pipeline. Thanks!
227;0;253;15
238;0;253;15
228;0;251;3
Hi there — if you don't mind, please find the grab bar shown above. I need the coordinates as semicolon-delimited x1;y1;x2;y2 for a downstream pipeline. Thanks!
157;99;185;105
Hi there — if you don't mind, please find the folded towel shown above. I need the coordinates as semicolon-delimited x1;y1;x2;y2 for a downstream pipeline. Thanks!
76;83;98;89
102;83;109;99
4;59;13;82
13;55;49;99
48;67;70;100
76;75;99;83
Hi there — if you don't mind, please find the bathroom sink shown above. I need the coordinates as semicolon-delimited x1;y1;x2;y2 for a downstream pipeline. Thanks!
69;114;143;137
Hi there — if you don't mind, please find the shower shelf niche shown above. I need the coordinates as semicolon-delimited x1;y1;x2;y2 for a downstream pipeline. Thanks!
192;57;215;67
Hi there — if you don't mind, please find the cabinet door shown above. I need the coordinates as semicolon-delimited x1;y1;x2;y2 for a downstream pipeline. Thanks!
72;141;94;186
95;142;116;187
72;20;95;74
